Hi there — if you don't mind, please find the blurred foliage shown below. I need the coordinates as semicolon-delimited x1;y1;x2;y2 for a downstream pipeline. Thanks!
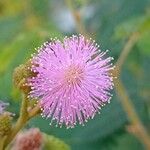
0;0;150;150
43;133;71;150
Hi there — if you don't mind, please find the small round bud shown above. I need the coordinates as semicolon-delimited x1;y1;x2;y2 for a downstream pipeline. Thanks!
12;128;43;150
0;112;12;136
13;61;36;94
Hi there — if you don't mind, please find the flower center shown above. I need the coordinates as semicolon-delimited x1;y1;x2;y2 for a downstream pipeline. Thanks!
64;65;83;86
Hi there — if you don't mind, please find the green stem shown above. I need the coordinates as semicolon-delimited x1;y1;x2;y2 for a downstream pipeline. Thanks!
0;137;6;150
65;0;90;39
4;94;28;148
3;94;41;150
115;78;150;150
28;104;41;120
113;32;150;150
115;32;140;75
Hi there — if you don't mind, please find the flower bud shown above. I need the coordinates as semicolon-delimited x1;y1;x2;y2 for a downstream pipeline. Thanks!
12;128;43;150
13;61;35;94
0;112;12;136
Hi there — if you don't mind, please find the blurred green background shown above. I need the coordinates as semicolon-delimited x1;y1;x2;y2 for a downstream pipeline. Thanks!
0;0;150;150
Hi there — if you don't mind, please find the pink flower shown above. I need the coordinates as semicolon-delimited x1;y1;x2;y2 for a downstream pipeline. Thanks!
12;128;42;150
28;35;114;128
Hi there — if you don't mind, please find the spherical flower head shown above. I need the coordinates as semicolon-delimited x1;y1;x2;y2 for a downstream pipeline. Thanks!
12;128;43;150
28;35;114;128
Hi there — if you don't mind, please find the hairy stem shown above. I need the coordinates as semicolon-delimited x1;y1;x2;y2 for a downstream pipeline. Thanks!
65;0;90;39
3;95;40;149
115;78;150;149
115;32;140;75
28;104;41;120
0;137;6;150
4;94;28;148
114;32;150;149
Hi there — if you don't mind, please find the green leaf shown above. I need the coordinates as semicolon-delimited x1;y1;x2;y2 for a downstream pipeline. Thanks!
137;31;150;55
113;14;150;40
43;133;71;150
0;34;26;74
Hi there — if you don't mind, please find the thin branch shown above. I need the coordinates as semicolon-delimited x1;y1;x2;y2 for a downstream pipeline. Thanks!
115;78;150;149
4;95;40;149
28;104;41;120
65;0;90;39
0;136;6;150
113;32;150;149
4;94;28;148
115;32;140;75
